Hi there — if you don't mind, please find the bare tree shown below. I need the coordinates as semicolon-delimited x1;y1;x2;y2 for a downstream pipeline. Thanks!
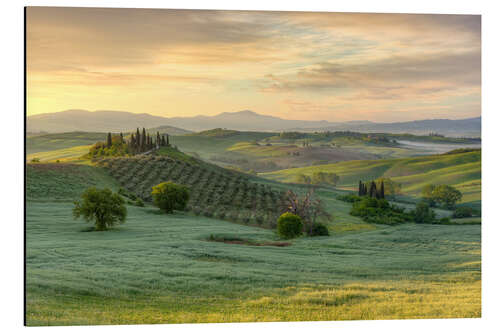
280;189;331;235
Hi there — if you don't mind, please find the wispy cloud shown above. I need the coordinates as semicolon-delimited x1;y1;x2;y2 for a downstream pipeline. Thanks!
26;7;480;121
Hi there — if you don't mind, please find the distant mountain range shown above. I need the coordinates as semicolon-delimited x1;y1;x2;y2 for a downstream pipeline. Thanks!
27;110;191;135
27;109;481;137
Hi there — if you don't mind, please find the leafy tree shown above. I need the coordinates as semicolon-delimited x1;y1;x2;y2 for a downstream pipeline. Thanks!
432;185;462;209
151;181;190;213
277;212;303;239
411;201;437;224
73;187;127;231
422;184;462;209
311;171;339;186
421;184;437;206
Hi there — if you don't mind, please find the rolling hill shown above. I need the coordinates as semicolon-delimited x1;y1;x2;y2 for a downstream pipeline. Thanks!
262;150;481;206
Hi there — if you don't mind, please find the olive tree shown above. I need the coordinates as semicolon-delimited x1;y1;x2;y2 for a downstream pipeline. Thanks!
151;181;189;213
73;187;127;231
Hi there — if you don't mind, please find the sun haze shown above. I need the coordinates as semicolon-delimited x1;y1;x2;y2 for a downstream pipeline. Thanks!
26;7;481;122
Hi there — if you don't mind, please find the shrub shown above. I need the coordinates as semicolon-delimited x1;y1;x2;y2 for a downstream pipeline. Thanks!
337;194;362;203
73;187;127;231
30;158;40;163
135;198;145;207
151;181;189;213
439;217;451;224
452;206;478;218
310;223;329;236
411;201;437;224
277;213;303;239
350;197;410;225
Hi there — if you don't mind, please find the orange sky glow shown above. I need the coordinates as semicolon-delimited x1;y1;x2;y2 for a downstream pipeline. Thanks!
26;7;481;122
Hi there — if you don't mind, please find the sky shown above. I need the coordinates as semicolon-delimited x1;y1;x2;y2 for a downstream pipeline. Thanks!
26;7;481;122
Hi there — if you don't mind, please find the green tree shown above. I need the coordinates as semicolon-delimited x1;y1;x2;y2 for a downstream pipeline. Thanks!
421;184;437;206
73;187;127;231
277;212;303;239
311;171;339;186
141;128;146;151
106;132;112;148
369;181;377;198
421;184;462;209
151;181;190;213
412;201;436;224
432;185;463;209
379;180;385;199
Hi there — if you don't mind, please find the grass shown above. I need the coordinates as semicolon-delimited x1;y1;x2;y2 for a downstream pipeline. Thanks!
26;200;480;325
25;148;482;325
27;132;107;155
27;145;92;163
26;163;120;201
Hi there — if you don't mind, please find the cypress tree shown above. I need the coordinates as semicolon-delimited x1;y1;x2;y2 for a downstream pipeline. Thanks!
380;181;385;199
106;132;112;148
141;128;146;151
369;181;377;198
136;128;140;149
120;132;124;144
130;134;135;151
358;180;363;196
161;135;166;146
166;134;170;146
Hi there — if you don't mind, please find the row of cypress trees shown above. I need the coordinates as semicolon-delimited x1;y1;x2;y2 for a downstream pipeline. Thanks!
358;180;385;199
105;128;171;154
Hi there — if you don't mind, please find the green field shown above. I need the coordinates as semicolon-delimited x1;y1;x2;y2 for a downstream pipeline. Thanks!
27;145;93;163
27;132;107;155
262;151;481;205
25;161;481;325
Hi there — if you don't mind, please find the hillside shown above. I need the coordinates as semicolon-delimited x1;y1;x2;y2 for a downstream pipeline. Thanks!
98;153;285;228
27;132;107;155
262;150;481;205
26;163;120;201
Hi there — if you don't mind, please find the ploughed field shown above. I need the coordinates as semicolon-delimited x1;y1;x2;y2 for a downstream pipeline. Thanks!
25;162;481;325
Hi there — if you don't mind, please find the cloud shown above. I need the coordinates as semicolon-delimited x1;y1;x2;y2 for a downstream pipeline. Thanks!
26;7;481;121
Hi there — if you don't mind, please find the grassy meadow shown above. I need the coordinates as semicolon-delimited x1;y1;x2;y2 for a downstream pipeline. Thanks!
25;159;481;325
